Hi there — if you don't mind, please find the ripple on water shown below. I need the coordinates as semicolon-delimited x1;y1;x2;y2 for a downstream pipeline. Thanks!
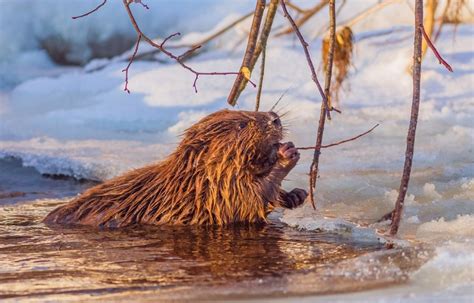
0;199;431;301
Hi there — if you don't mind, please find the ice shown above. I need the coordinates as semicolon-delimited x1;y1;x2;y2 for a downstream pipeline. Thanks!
412;241;474;289
416;215;474;242
0;138;174;181
281;204;390;245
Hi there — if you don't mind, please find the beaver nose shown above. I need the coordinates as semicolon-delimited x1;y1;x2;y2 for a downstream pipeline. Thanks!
268;112;281;128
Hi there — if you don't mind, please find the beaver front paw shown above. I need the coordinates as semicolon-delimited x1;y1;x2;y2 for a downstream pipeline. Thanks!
277;142;300;171
282;188;308;209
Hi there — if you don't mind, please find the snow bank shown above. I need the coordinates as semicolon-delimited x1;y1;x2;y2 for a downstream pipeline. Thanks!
0;0;254;89
0;138;173;181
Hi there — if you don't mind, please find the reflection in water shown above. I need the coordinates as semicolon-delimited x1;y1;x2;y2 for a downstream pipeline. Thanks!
0;200;428;301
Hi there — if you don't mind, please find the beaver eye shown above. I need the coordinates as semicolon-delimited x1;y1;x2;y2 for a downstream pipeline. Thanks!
268;117;281;127
238;121;247;130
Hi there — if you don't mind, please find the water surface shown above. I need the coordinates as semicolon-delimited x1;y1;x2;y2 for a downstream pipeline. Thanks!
0;160;430;301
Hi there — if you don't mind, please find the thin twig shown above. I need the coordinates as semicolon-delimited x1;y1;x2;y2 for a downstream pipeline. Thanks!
420;24;454;72
298;124;379;150
390;0;424;236
178;45;202;61
133;10;257;62
433;0;451;42
160;32;180;48
307;0;336;210
72;0;107;19
227;0;266;106
122;0;250;93
133;0;149;10
122;33;142;93
276;0;329;37
345;0;402;28
421;0;437;60
313;0;402;38
285;1;307;14
255;45;266;111
280;0;333;120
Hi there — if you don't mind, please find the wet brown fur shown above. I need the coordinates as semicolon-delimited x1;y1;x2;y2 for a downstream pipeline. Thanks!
43;109;301;227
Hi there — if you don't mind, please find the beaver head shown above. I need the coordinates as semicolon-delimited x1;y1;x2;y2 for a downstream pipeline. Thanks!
179;109;285;177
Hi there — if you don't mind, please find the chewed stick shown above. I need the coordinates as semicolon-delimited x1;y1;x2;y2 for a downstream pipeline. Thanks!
297;124;379;150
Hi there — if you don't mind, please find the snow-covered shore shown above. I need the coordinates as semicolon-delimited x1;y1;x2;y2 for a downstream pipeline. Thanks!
0;1;473;301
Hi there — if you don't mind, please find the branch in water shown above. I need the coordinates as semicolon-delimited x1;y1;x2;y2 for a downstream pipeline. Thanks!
390;0;424;236
306;0;336;210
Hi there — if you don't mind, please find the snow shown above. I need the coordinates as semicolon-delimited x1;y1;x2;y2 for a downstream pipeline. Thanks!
412;241;474;289
0;0;473;300
416;215;474;240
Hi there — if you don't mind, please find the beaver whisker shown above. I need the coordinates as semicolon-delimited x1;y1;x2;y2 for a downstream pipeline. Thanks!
269;89;289;112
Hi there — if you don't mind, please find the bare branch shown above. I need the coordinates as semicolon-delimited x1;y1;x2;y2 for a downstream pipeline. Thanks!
160;32;181;48
72;0;107;19
420;24;454;72
229;0;279;106
276;0;329;37
132;0;149;10
313;0;402;38
280;0;333;120
73;0;247;92
133;10;256;62
178;45;202;61
122;0;245;93
285;1;307;14
390;0;424;236
122;33;142;93
298;124;379;150
255;44;266;111
227;0;266;106
307;0;336;210
421;0;437;60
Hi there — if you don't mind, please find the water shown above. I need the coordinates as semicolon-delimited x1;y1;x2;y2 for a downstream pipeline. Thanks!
0;157;95;205
0;159;432;301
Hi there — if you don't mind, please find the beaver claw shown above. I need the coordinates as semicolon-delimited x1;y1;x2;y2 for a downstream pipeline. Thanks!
278;142;300;170
282;188;308;209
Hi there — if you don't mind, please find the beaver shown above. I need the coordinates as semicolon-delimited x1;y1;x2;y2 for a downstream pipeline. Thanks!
43;109;307;227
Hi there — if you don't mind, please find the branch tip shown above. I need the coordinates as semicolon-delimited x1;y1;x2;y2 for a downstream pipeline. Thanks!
71;0;107;19
420;25;453;72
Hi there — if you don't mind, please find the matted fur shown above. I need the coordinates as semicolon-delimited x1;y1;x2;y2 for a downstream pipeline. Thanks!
43;109;296;227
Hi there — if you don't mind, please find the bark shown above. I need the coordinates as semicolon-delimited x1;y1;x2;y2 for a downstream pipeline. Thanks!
390;0;423;236
308;0;336;209
227;0;266;106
